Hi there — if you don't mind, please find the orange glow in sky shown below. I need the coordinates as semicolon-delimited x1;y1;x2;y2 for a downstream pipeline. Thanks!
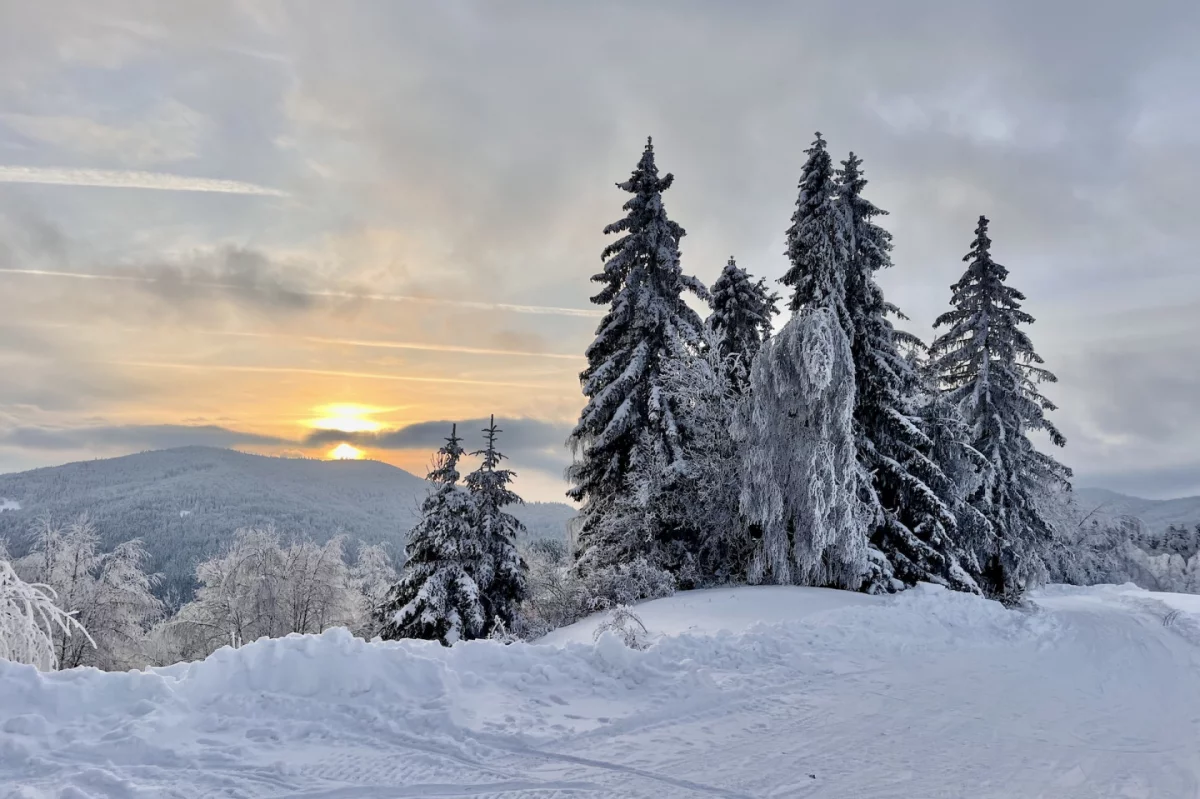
308;404;385;433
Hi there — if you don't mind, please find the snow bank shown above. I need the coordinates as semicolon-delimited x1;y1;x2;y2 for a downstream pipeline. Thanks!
0;585;1051;740
6;584;1187;798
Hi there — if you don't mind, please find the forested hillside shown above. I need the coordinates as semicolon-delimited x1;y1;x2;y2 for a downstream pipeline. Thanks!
1074;487;1200;532
0;447;575;601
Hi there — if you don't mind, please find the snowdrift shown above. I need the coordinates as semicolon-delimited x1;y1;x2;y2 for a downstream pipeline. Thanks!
2;584;1198;798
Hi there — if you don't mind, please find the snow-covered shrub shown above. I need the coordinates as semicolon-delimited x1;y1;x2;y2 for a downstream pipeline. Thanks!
660;329;751;583
1;558;93;671
516;542;593;638
592;605;649;649
516;545;674;639
12;515;161;670
581;557;675;610
486;617;520;644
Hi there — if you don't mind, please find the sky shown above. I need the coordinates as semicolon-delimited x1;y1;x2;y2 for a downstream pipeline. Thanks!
0;0;1197;502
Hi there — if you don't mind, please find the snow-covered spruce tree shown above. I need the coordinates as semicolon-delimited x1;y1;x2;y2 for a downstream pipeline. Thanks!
378;425;485;645
567;137;708;572
707;256;779;393
905;346;995;573
835;153;979;594
781;133;848;326
734;307;870;586
465;416;528;636
929;216;1071;601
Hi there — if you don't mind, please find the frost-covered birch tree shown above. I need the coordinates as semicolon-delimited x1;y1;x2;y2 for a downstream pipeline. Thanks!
567;138;708;571
1;555;92;671
929;215;1071;601
349;543;397;639
14;515;161;670
735;308;869;586
153;526;361;663
465;416;528;636
378;425;485;645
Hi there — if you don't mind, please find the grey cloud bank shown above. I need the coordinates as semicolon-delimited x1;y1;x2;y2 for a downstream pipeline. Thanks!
0;1;1196;499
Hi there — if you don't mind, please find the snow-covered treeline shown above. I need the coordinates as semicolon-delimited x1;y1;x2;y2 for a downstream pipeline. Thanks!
0;515;399;670
558;134;1073;607
364;133;1094;651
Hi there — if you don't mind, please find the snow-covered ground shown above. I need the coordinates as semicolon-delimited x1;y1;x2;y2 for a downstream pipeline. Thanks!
3;583;1199;798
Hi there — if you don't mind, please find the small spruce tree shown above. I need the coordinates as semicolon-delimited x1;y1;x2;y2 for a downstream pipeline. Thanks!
465;416;528;636
707;256;779;392
929;216;1071;601
377;425;485;644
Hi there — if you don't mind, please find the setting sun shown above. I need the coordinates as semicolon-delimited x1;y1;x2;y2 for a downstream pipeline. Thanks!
328;443;365;460
308;404;385;433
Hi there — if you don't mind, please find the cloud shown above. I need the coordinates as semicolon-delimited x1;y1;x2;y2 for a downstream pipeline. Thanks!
305;417;574;475
132;246;314;311
0;423;287;452
0;264;604;318
2;99;206;167
0;165;287;196
111;361;577;392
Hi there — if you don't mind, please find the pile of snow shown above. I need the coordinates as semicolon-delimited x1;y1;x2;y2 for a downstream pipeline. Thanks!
3;584;1199;798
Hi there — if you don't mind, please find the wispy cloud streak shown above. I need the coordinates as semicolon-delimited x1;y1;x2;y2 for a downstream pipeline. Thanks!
0;268;604;318
18;320;583;362
0;165;287;196
109;360;578;391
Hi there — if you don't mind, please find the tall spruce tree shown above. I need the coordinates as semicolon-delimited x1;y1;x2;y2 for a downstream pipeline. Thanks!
465;416;528;635
708;256;779;392
836;153;979;593
929;216;1071;601
377;425;485;644
567;138;708;571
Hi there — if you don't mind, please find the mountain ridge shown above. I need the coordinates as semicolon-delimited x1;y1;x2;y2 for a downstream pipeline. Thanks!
1074;486;1200;531
0;446;576;602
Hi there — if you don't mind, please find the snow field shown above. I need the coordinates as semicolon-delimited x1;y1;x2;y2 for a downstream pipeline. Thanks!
1;583;1197;798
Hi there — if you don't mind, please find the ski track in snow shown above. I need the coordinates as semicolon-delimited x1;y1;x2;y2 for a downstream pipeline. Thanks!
2;584;1199;798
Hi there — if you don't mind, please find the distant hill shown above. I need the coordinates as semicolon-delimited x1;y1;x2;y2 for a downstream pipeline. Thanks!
1074;487;1200;532
0;447;577;602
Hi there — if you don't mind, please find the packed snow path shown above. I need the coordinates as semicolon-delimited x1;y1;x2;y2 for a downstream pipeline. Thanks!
3;584;1199;798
